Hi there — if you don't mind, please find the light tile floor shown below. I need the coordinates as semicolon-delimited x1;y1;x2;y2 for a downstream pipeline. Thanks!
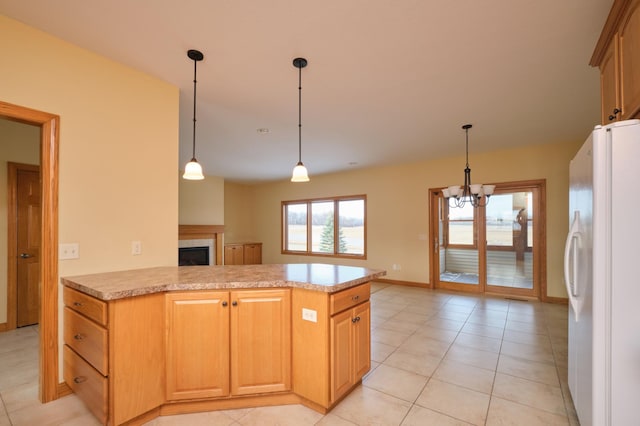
0;282;579;425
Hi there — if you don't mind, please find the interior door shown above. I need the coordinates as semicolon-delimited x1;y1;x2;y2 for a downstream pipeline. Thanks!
16;165;41;327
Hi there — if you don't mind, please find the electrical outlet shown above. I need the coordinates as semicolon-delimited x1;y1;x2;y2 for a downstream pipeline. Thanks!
59;243;79;260
302;308;317;323
131;240;142;255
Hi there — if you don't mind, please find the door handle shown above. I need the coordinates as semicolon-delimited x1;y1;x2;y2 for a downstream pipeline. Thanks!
20;253;32;259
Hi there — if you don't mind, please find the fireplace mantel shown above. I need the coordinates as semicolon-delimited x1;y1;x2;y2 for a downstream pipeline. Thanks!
178;225;224;265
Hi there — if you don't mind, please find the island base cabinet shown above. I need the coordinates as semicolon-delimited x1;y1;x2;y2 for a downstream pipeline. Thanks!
231;289;291;395
64;345;108;425
63;288;165;426
291;283;371;410
165;289;291;401
330;301;371;403
166;291;230;400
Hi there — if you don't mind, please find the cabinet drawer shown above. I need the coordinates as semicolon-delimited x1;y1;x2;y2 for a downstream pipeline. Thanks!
64;345;108;425
64;287;108;326
64;307;108;375
330;283;370;315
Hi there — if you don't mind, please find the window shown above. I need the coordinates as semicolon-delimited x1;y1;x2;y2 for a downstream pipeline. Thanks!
445;199;476;247
282;195;366;258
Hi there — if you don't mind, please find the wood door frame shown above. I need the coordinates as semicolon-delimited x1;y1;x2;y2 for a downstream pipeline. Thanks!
7;162;41;330
429;179;548;301
1;101;59;403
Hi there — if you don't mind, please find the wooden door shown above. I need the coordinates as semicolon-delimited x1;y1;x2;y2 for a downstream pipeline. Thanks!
230;289;291;395
16;165;41;327
165;291;230;400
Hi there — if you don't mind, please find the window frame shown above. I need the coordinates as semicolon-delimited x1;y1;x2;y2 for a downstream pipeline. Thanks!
281;194;367;259
443;199;478;249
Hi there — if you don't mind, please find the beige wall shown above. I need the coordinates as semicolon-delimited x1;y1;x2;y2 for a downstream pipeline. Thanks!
0;119;40;323
178;174;224;225
0;15;179;370
224;181;257;243
226;138;583;299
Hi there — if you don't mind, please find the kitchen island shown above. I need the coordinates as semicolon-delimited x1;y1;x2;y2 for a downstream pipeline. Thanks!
61;264;386;426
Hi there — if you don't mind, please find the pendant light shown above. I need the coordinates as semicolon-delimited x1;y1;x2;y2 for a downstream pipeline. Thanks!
291;57;310;182
442;124;495;208
183;49;205;180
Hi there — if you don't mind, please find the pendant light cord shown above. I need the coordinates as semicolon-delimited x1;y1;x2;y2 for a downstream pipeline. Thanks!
191;57;198;161
465;126;470;169
298;64;302;163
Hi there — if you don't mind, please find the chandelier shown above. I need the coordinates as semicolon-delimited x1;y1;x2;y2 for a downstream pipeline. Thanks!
442;124;495;208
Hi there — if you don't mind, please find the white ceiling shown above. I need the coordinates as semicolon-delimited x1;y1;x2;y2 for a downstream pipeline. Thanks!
0;0;612;183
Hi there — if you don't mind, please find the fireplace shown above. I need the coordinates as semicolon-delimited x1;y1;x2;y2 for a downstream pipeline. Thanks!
178;238;215;266
178;225;224;266
179;246;210;266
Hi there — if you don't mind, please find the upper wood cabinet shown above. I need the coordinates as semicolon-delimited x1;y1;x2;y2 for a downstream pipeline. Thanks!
591;0;640;123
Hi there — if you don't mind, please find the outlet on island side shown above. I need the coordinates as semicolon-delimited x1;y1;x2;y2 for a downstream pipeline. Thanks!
302;308;317;323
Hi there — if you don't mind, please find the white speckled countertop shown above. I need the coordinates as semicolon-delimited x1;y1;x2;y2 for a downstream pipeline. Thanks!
61;263;387;301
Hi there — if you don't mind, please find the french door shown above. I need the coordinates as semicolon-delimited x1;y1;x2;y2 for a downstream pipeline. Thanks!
429;180;546;299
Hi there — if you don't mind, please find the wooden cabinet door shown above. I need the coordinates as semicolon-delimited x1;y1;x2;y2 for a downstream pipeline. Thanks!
166;291;230;400
230;289;291;395
352;301;371;381
330;308;353;403
243;243;262;264
224;244;244;265
620;0;640;119
600;36;621;123
330;301;371;404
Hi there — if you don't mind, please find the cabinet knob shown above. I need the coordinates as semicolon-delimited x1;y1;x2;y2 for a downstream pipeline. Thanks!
351;316;361;323
73;376;87;384
232;301;238;306
73;334;84;341
609;108;621;121
73;301;83;307
222;301;228;307
352;295;360;301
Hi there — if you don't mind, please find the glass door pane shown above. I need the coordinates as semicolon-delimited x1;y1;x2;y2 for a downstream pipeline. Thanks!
485;191;533;290
439;198;480;286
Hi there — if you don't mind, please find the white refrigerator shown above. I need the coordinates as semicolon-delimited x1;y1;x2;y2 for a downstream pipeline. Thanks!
565;119;640;426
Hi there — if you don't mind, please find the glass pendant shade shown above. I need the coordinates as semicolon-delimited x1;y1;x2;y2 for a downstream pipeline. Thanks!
183;159;204;180
291;161;309;182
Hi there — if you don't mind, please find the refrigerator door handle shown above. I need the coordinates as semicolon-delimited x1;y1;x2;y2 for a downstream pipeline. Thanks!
564;211;581;320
